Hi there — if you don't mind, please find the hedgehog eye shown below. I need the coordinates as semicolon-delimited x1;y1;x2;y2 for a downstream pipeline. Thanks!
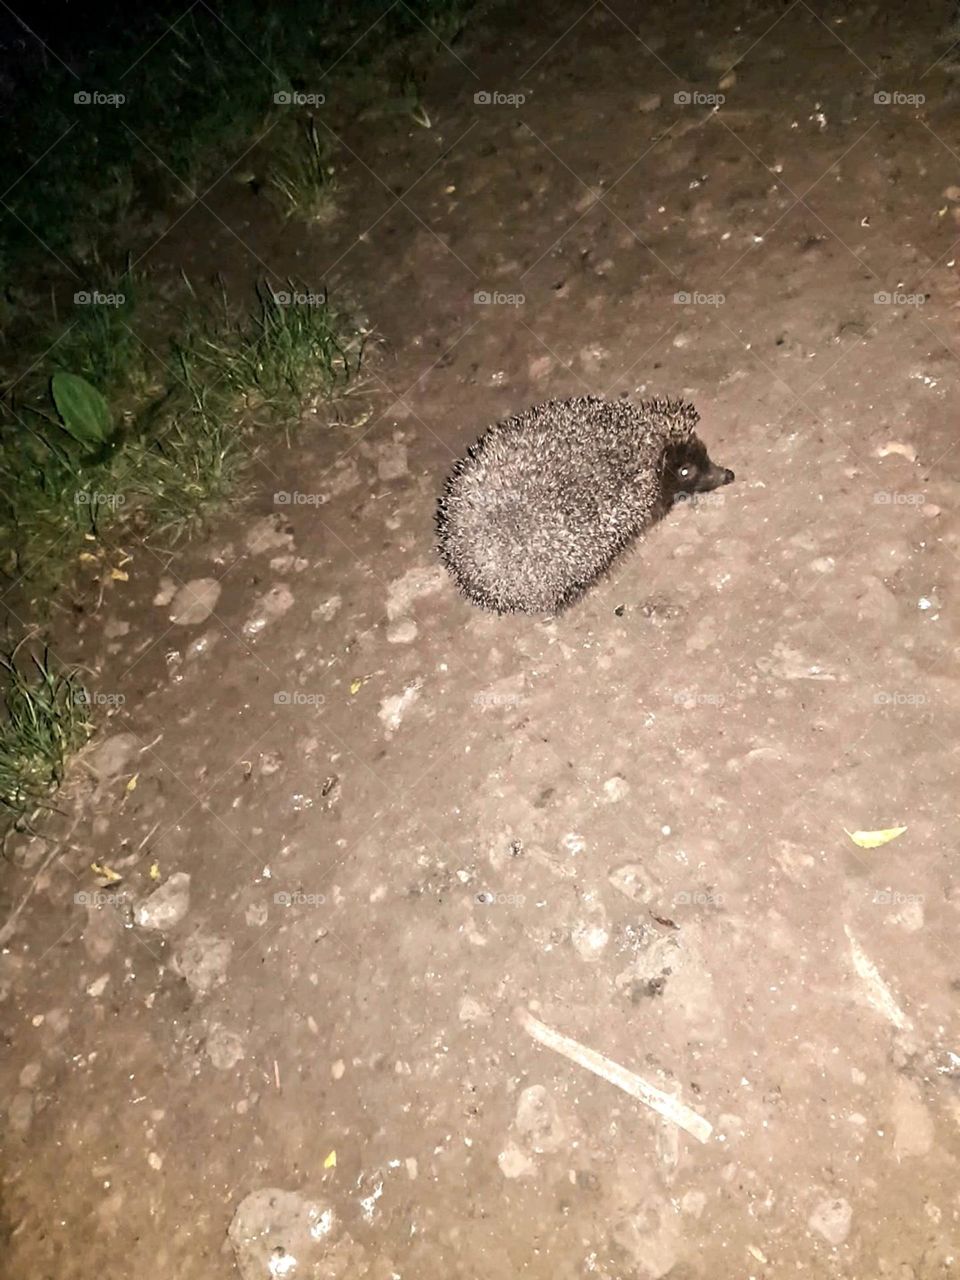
678;464;693;478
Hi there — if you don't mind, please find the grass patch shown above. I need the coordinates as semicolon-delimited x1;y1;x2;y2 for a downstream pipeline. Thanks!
49;264;155;397
0;646;93;822
267;118;339;225
0;1;476;273
0;279;366;594
176;280;369;420
127;374;254;540
0;387;130;593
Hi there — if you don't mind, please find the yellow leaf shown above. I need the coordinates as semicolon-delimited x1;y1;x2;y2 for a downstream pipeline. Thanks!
78;552;100;564
350;678;364;695
324;1150;337;1169
126;773;139;792
110;568;129;581
844;826;907;849
91;861;122;883
149;862;161;880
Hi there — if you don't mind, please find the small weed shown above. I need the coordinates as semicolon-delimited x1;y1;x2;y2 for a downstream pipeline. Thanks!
129;378;252;538
267;118;339;225
0;645;93;821
0;394;128;593
238;283;367;416
177;280;368;420
50;264;152;397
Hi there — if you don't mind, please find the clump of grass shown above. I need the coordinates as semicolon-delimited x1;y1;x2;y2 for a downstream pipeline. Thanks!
0;1;477;277
50;265;152;397
267;118;338;225
178;280;368;419
128;378;253;538
0;646;93;821
237;283;367;416
0;278;366;594
0;398;128;592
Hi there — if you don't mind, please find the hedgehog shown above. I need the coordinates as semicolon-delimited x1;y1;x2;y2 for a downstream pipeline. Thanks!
435;395;734;614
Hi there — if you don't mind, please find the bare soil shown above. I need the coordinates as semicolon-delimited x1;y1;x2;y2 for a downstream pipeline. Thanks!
3;3;960;1277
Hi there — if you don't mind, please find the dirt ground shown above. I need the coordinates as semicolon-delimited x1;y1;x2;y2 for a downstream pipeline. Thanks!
3;2;960;1276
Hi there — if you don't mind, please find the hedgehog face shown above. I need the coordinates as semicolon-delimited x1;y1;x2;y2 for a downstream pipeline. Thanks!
662;438;735;503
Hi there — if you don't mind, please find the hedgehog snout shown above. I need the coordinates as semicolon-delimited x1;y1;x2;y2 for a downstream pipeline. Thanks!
697;460;735;493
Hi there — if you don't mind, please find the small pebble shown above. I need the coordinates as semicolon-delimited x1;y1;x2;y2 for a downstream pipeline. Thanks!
387;619;418;644
603;775;630;802
876;440;917;463
170;578;221;626
808;1197;852;1245
497;1144;536;1179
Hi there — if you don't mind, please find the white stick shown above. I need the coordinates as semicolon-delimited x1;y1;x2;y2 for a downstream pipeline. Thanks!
515;1007;713;1145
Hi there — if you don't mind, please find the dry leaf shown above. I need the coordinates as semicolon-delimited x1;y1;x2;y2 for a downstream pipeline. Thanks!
844;826;907;849
350;678;364;695
126;773;139;792
91;861;122;883
149;862;161;880
323;1150;337;1169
